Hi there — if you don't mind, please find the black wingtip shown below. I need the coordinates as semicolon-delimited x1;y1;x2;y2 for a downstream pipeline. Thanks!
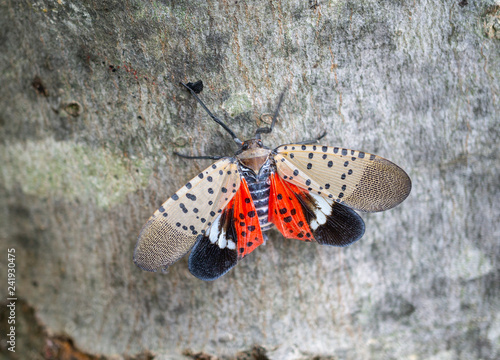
188;235;238;281
314;202;365;247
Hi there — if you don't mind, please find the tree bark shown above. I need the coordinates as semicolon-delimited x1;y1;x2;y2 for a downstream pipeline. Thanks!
1;0;499;359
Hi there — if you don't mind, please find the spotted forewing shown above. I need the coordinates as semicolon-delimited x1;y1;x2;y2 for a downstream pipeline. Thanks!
134;158;240;273
275;145;411;212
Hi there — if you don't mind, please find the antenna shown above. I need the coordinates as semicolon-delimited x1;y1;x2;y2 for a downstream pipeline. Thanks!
180;81;243;146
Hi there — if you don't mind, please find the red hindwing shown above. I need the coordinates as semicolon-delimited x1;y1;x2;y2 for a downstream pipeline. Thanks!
268;173;315;242
230;178;264;258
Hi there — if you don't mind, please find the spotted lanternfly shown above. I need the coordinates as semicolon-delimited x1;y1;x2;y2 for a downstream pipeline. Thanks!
133;81;412;281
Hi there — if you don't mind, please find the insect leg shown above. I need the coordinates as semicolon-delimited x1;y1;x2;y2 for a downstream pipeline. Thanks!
180;81;243;146
174;152;224;160
255;88;287;139
293;130;327;144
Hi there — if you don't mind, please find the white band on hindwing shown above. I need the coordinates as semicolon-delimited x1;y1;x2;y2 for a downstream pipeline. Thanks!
309;192;332;230
207;214;237;250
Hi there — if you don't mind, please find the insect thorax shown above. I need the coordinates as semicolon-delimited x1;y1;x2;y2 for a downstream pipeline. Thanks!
235;139;272;173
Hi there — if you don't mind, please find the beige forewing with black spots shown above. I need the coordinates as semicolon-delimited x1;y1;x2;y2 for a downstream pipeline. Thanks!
134;158;241;272
274;145;411;212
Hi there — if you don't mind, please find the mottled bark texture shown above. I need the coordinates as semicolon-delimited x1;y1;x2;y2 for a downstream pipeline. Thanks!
1;0;499;359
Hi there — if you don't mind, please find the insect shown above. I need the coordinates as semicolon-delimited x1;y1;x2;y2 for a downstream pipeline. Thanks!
134;81;412;280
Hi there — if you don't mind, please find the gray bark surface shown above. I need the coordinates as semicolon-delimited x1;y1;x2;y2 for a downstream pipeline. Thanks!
1;0;499;359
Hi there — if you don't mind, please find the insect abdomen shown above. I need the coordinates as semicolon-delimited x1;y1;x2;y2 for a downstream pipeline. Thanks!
246;178;273;232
